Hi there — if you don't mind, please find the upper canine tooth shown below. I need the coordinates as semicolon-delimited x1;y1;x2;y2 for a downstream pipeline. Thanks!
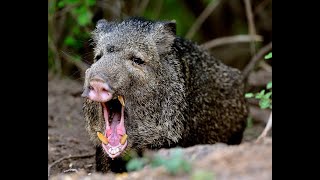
118;96;125;107
97;132;108;144
120;134;128;145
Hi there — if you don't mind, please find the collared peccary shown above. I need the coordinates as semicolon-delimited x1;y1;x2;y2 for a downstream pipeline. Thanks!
82;17;248;173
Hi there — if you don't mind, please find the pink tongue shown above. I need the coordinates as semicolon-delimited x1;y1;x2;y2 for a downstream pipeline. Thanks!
107;113;121;146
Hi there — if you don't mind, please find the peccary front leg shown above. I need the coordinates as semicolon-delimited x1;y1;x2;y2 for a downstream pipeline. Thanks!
95;146;110;172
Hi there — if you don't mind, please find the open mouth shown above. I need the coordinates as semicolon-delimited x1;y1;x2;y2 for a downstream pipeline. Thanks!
97;96;128;159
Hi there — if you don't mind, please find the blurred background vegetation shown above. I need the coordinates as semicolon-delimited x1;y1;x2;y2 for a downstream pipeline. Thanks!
48;0;272;81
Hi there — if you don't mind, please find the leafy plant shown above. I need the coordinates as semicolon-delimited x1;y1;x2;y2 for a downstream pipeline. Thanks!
264;52;272;59
151;149;191;175
245;52;272;109
126;157;148;171
191;170;215;180
126;148;192;175
48;0;96;72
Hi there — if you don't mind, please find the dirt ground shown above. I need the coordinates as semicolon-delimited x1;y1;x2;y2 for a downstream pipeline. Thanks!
48;75;271;179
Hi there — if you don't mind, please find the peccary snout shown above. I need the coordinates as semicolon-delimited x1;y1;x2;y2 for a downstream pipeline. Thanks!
82;76;113;102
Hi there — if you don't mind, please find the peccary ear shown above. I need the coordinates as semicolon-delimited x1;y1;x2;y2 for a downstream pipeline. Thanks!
159;20;176;35
92;19;115;42
152;20;177;54
96;19;108;30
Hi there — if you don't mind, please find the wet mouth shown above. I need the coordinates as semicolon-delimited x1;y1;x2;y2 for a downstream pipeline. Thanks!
96;96;128;159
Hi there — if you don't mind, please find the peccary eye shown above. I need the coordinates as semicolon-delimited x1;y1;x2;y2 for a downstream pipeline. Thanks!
131;57;144;65
95;53;102;61
107;46;115;53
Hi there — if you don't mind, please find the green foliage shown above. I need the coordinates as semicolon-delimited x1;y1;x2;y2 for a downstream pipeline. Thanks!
143;0;197;39
126;148;191;175
126;157;148;171
264;52;272;59
245;93;254;98
245;52;272;109
72;6;93;26
245;82;272;109
152;149;191;175
191;170;215;180
48;0;96;70
266;82;272;89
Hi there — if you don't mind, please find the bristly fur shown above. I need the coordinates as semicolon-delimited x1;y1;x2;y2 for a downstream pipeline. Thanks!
82;17;248;173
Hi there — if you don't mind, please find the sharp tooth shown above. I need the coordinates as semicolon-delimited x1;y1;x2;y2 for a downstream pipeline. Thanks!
120;134;128;145
97;132;108;144
111;148;117;155
118;96;125;107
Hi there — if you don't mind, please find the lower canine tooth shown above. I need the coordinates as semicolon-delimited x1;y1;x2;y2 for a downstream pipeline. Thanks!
120;134;128;145
118;96;125;107
97;132;108;144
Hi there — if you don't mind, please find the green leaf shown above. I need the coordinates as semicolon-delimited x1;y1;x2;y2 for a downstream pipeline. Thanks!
245;93;254;98
64;36;76;46
192;170;215;180
264;92;272;99
267;82;272;89
255;90;265;99
264;52;272;59
151;155;166;167
65;0;78;4
77;11;92;26
58;1;65;8
72;26;81;36
86;0;96;6
73;6;86;15
259;98;271;109
181;161;192;172
126;158;146;171
164;157;182;175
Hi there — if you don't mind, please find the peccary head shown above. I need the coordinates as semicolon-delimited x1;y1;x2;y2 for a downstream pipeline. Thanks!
82;18;182;159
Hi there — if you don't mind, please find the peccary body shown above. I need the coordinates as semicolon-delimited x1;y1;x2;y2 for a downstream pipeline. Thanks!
82;17;248;173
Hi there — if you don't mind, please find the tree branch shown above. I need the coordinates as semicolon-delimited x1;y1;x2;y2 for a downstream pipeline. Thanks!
185;0;221;39
256;111;272;142
244;0;257;55
135;0;149;16
48;153;95;177
201;35;263;50
242;42;272;80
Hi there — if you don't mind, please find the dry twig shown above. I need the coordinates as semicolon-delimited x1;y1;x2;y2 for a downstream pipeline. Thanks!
186;0;221;39
244;0;257;55
48;153;95;177
242;42;272;80
135;0;149;16
201;35;263;50
256;112;272;142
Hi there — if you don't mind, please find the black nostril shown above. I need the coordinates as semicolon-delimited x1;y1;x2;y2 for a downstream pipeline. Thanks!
88;85;94;91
